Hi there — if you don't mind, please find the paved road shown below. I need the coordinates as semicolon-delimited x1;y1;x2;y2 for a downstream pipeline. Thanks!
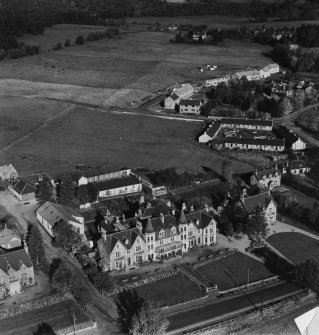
166;282;303;333
0;191;118;335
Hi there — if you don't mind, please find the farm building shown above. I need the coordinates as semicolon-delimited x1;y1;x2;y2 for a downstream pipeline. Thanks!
130;171;167;197
8;172;54;205
198;121;221;143
0;246;34;297
179;99;202;114
164;84;194;110
273;126;308;151
95;176;142;198
220;118;273;131
78;168;131;186
36;201;85;237
225;138;285;152
0;164;18;181
205;75;230;87
239;192;277;224
8;179;38;204
0;226;22;250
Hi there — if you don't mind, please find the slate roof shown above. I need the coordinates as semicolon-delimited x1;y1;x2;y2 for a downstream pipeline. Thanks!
289;160;309;170
241;192;276;213
255;168;280;180
206;121;221;138
225;137;284;147
221;118;273;127
184;211;214;229
0;248;33;274
22;173;53;185
0;226;21;248
36;201;82;227
180;99;201;107
11;179;37;195
141;200;171;218
94;176;141;191
98;228;142;255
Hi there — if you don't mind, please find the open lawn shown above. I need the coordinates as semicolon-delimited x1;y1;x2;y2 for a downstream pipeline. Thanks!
267;232;319;265
0;24;271;108
0;299;91;335
194;252;274;291
2;107;252;176
0;118;41;150
134;274;204;306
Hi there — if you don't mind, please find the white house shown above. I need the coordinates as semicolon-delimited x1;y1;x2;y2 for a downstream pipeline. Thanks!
36;201;85;236
240;192;277;224
179;99;202;114
0;246;35;297
292;138;307;151
225;138;285;152
0;164;18;181
164;84;194;110
0;226;22;250
289;160;311;175
205;75;230;87
96;176;142;198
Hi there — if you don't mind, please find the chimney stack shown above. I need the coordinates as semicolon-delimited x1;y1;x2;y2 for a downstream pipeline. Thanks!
204;203;208;213
182;203;186;211
160;213;164;223
139;195;145;205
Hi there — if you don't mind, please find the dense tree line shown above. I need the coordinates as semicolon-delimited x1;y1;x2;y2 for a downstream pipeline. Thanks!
146;168;210;189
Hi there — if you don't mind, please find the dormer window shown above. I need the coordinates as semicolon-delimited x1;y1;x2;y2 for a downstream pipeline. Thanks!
159;230;164;238
170;227;176;235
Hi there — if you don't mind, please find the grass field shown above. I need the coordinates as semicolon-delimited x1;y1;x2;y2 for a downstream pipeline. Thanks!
134;274;204;306
0;299;91;335
267;232;319;265
0;23;271;108
194;252;274;290
2;107;252;176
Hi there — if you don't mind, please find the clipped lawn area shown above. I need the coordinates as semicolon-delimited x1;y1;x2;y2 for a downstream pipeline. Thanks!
195;252;274;291
0;299;91;335
267;232;319;265
134;274;204;306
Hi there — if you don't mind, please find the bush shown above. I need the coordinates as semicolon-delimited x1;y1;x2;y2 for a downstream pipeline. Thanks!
52;42;62;51
75;35;85;45
64;39;71;47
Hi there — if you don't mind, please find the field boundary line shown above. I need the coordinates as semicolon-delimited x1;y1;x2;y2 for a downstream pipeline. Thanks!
0;105;75;152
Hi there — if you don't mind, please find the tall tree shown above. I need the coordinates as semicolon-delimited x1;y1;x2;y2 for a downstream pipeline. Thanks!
58;175;75;206
247;204;269;241
52;220;83;255
38;179;54;203
116;289;145;333
130;302;169;335
27;224;47;271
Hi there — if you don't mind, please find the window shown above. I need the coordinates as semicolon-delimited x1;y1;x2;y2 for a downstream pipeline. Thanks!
136;246;141;252
127;250;130;254
115;252;121;258
171;236;175;242
147;237;150;242
160;240;163;245
188;231;193;237
159;230;164;238
148;245;150;251
151;236;153;241
210;229;214;234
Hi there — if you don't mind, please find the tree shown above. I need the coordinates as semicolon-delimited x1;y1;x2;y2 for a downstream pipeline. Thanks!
51;261;75;294
75;35;84;45
94;272;114;294
58;175;75;206
280;97;293;115
33;322;56;335
218;214;233;237
38;179;53;203
64;39;71;47
116;289;145;333
27;224;47;271
52;220;83;255
222;161;233;184
246;205;269;241
293;259;319;293
130;302;169;335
